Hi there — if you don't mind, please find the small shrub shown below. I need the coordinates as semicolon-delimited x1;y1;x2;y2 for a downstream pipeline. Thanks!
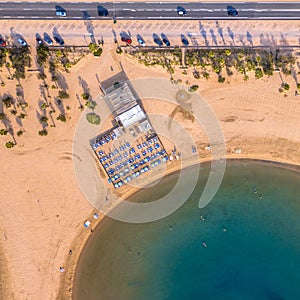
10;109;17;115
218;76;226;83
38;129;48;136
188;85;199;92
0;129;8;135
40;116;48;123
2;95;13;108
18;113;26;119
56;114;66;122
17;130;23;137
82;93;89;100
5;141;15;148
86;112;101;125
282;83;290;91
58;90;69;99
116;47;123;54
255;68;263;79
85;100;97;110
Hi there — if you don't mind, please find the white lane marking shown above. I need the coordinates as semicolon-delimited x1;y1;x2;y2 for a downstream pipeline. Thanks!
23;8;32;11
3;16;11;18
17;16;25;18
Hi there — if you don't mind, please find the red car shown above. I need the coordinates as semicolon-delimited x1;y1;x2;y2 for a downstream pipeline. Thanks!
121;37;132;44
0;36;6;47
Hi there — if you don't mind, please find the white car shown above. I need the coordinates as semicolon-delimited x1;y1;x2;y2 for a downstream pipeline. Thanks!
56;10;67;17
137;37;145;46
17;38;27;47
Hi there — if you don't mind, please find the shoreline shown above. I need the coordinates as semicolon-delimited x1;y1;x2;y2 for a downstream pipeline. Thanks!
66;154;300;300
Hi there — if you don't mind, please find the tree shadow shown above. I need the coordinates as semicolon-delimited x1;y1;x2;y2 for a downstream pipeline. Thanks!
84;19;96;44
54;97;66;116
199;22;209;47
227;27;235;45
209;29;218;46
279;33;289;47
0;100;16;144
78;76;90;96
56;72;69;91
246;31;253;46
187;33;198;46
239;34;245;46
216;22;225;45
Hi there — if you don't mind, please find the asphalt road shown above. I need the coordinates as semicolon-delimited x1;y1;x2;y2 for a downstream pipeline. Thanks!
0;2;300;20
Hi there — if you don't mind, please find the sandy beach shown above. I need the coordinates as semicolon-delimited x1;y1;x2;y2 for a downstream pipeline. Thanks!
0;20;300;299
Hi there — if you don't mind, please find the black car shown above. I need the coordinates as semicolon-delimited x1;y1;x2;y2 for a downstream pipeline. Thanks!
162;38;170;46
227;6;238;16
177;6;187;16
53;36;64;46
43;34;53;45
36;37;44;45
154;38;163;47
161;34;170;46
98;5;109;16
181;35;189;46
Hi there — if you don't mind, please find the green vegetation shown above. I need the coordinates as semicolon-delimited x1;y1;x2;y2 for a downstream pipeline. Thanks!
36;45;50;66
116;47;123;54
38;129;48;136
2;95;13;108
129;48;297;85
56;114;66;122
282;83;290;91
40;116;48;123
17;130;23;137
255;68;263;79
0;129;8;135
58;90;70;99
5;141;15;148
88;43;103;57
41;102;49;110
8;46;31;79
85;100;97;110
81;93;90;100
86;112;101;125
18;113;26;119
188;85;199;92
0;112;5;120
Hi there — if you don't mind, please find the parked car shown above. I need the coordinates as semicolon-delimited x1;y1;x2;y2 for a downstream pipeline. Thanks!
154;38;163;47
56;10;67;17
137;37;145;46
36;37;44;45
121;36;132;44
227;6;238;16
0;36;6;47
181;35;189;46
162;37;170;46
177;6;187;16
17;38;27;47
97;5;109;16
53;36;64;46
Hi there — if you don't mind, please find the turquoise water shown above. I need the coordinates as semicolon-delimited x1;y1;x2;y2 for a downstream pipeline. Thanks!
74;161;300;300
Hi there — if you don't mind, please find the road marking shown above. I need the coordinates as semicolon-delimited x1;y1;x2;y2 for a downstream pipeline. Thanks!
3;16;11;18
23;8;32;11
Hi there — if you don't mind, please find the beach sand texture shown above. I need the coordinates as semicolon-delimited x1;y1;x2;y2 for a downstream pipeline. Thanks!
0;37;300;299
